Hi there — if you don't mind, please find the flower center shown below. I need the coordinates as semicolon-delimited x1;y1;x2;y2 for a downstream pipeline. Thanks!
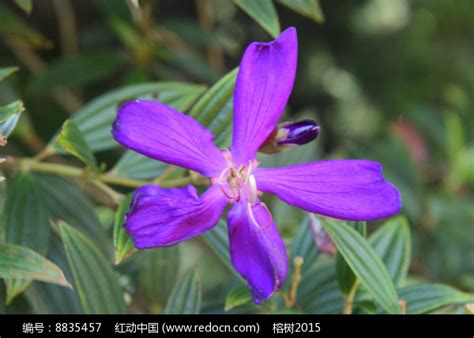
213;149;259;204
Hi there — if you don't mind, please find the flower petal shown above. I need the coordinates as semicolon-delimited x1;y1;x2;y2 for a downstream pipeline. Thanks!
125;184;227;248
113;100;227;177
227;200;288;304
231;27;298;166
255;160;402;221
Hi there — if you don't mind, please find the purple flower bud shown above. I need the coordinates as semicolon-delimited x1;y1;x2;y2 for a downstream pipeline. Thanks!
259;119;320;154
277;119;320;146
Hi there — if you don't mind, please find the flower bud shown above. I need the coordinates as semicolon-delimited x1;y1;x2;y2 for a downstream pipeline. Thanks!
259;119;320;154
309;214;336;256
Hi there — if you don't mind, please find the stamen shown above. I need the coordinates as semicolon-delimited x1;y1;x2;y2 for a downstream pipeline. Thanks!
247;202;271;230
248;174;258;205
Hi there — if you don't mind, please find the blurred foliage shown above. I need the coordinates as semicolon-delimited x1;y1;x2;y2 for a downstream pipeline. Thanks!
0;0;473;314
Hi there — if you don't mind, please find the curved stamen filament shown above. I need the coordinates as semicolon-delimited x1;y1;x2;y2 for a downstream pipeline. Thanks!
247;201;271;230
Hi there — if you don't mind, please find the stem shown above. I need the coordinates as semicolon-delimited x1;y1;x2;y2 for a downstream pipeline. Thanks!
343;279;361;315
2;157;193;189
283;256;304;308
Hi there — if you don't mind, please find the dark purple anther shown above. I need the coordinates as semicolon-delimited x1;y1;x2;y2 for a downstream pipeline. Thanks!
278;119;320;146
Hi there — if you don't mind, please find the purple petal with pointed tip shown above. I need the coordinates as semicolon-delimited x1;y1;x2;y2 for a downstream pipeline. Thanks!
125;184;227;248
227;200;288;304
254;160;401;221
231;27;298;166
113;100;227;177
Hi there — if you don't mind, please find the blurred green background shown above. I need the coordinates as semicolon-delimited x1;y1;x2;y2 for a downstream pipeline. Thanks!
0;0;473;313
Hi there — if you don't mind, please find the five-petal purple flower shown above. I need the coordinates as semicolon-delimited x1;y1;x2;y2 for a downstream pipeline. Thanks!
112;27;401;304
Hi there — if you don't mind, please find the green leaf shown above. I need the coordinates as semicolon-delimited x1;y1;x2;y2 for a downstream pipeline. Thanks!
369;216;411;285
0;243;70;287
322;218;401;314
190;68;237;147
49;82;206;153
57;120;97;170
164;270;201;314
58;222;127;314
297;261;343;313
113;194;135;265
0;66;19;81
225;285;252;311
139;246;180;310
336;221;366;295
0;3;48;48
34;174;108;250
0;100;24;138
203;220;239;277
278;0;324;23
112;151;169;181
234;0;280;38
25;234;83;314
2;173;51;303
14;0;32;13
397;283;474;314
290;217;319;273
28;52;125;94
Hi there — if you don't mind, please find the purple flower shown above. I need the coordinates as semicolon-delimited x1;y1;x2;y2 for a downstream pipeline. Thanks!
112;27;401;304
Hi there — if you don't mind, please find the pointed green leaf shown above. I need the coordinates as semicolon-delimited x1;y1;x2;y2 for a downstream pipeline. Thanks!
278;0;324;23
369;216;411;285
0;100;24;138
203;220;239;277
58;222;127;314
113;194;135;265
2;173;51;303
28;52;125;94
57;120;97;169
25;234;83;314
34;173;108;251
14;0;32;13
49;82;207;152
322;218;401;313
0;243;70;287
112;151;169;181
336;221;366;295
297;261;343;314
234;0;281;38
397;283;474;314
225;285;252;311
164;270;201;314
190;68;237;147
0;66;19;81
139;247;180;310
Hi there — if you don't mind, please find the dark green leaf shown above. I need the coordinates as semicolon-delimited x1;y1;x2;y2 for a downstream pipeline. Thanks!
278;0;324;23
2;173;51;303
225;285;252;311
369;216;411;285
297;261;343;313
57;120;97;169
0;100;24;138
28;52;125;94
113;194;135;265
14;0;32;13
203;220;238;277
322;218;401;313
58;222;127;314
190;68;237;147
397;283;474;314
336;221;366;295
290;217;319;273
49;82;206;153
0;67;19;81
34;174;108;250
0;243;71;287
164;270;201;314
234;0;281;38
0;3;48;48
112;151;169;181
25;234;83;314
139;246;180;310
